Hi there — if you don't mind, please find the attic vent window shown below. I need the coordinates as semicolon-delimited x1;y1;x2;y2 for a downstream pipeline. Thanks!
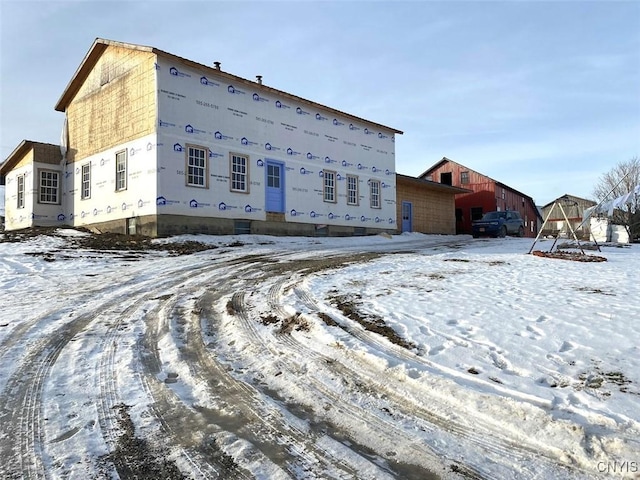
460;171;469;184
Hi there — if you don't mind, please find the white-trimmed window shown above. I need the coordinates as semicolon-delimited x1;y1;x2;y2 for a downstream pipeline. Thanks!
81;163;91;199
370;179;381;208
323;170;336;203
115;150;127;191
17;174;25;209
39;170;59;204
347;174;359;205
187;145;207;187
230;153;248;193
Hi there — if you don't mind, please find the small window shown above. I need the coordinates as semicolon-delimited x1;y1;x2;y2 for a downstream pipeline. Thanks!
323;170;336;203
17;174;25;209
115;150;127;191
370;179;381;209
230;153;249;193
346;174;359;205
187;145;208;187
501;188;506;200
81;163;91;199
16;175;24;208
39;170;59;204
460;171;469;184
440;172;452;185
267;164;280;188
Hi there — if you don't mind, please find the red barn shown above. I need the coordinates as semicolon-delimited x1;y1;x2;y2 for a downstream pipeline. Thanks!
420;157;541;237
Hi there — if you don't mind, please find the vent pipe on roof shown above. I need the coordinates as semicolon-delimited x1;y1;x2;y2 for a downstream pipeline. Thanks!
256;75;262;85
214;61;221;70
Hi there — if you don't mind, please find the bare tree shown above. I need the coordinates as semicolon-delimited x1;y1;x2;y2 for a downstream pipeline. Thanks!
592;157;640;241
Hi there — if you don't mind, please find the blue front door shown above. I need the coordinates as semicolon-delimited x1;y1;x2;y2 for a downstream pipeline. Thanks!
265;160;284;213
401;201;412;232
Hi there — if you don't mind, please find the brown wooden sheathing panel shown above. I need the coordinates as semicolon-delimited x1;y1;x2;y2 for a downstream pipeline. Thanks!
66;46;156;163
11;144;61;171
396;178;457;234
32;143;63;165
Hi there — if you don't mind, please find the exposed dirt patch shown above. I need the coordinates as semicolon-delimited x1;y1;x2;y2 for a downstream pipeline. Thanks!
199;437;241;478
532;250;607;262
1;227;220;256
327;292;417;351
317;312;339;327
576;362;637;396
0;226;62;242
278;312;312;334
259;313;279;326
100;404;185;479
73;233;217;256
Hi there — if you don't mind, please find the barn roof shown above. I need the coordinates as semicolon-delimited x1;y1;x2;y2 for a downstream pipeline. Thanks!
419;156;541;219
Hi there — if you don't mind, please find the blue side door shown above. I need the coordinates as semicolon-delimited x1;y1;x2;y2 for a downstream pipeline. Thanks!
401;201;412;232
265;160;285;213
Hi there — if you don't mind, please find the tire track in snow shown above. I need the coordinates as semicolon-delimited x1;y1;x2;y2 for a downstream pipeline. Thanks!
0;250;257;479
227;291;402;480
131;254;310;478
222;273;445;480
90;256;264;477
290;276;601;479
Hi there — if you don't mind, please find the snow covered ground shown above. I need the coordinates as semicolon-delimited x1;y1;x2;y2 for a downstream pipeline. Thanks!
0;230;638;479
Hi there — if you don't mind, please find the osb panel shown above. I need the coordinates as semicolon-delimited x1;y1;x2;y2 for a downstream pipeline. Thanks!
10;144;59;171
66;46;156;163
397;181;456;234
33;143;63;165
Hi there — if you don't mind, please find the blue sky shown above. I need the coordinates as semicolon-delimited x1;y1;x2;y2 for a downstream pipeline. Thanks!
1;1;639;206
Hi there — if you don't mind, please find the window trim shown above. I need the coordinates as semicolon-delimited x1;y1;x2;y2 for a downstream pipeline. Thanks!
185;144;209;188
81;163;91;200
323;170;337;203
38;169;60;205
16;174;25;209
115;150;127;192
346;174;359;206
369;179;381;209
229;152;249;193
